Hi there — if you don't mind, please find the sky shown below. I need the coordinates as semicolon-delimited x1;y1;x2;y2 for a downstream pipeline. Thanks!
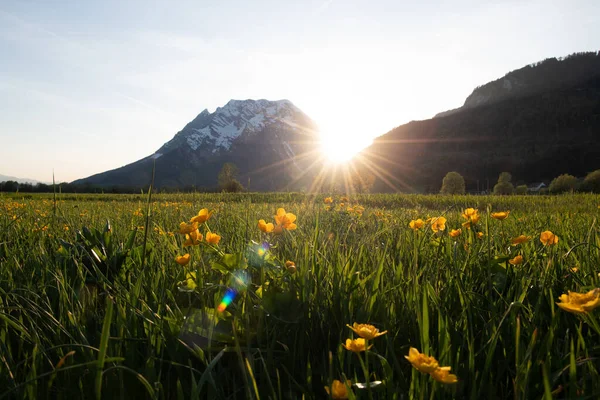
0;0;598;183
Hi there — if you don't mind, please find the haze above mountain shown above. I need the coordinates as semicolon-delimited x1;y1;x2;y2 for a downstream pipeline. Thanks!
0;174;47;185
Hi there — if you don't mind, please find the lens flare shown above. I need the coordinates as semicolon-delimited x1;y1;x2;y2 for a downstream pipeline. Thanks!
217;288;236;312
217;270;249;312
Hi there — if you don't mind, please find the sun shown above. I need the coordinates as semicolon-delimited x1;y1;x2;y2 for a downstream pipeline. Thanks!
319;132;372;164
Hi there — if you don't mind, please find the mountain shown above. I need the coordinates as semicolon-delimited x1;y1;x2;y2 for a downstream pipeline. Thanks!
0;174;47;185
435;51;600;117
360;52;600;193
73;99;320;190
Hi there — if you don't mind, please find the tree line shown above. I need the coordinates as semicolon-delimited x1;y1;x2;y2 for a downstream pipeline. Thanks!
440;169;600;195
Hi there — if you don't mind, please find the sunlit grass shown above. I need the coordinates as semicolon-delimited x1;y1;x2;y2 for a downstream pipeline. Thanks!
0;192;599;398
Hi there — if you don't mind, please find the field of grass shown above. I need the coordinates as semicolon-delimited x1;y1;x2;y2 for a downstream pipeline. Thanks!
1;192;600;399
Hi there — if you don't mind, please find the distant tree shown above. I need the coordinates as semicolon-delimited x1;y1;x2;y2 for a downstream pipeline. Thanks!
349;169;376;193
440;172;465;195
515;185;528;195
549;174;579;193
493;172;514;195
582;169;600;193
218;163;244;193
498;172;512;184
0;181;19;192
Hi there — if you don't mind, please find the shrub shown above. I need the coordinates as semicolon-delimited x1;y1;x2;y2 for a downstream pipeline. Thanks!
440;172;465;195
583;169;600;193
493;172;514;195
515;185;528;195
549;174;579;193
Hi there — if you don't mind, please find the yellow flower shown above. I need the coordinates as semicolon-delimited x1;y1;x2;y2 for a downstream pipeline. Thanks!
179;221;199;235
511;235;531;245
405;347;440;374
540;230;559;246
346;323;387;340
190;208;211;224
557;289;600;314
274;208;297;233
258;219;274;233
183;229;203;246
477;232;484;239
175;254;190;266
491;211;510;220
285;260;297;274
509;255;523;265
340;196;349;202
324;197;333;204
325;380;351;399
449;229;461;238
461;208;480;227
409;219;425;230
430;217;446;233
342;338;372;353
206;232;221;245
430;366;458;384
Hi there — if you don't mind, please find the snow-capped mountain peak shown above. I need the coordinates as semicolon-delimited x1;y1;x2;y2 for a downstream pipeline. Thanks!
159;99;305;153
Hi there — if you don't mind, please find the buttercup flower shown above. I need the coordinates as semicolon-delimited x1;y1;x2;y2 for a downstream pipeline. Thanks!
511;235;531;245
183;230;203;246
285;260;296;274
342;338;372;353
190;208;211;224
556;289;600;314
346;323;388;340
258;219;274;233
324;197;334;204
540;230;559;246
405;347;439;374
175;254;190;266
325;380;351;399
491;211;510;220
273;208;297;234
430;217;447;233
409;219;425;230
179;221;199;235
449;229;461;238
206;232;221;245
477;232;484;239
461;208;480;227
430;366;458;384
509;255;523;265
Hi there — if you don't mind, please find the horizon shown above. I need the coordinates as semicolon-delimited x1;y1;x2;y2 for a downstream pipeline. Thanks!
1;0;599;182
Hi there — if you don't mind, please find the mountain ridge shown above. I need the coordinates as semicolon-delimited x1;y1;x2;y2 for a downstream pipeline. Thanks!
72;99;320;190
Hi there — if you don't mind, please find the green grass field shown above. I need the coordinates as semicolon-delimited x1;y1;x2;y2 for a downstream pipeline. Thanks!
1;192;600;399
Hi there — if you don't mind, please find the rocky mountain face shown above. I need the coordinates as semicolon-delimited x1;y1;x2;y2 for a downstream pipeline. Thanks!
361;52;600;193
73;99;320;190
435;51;600;117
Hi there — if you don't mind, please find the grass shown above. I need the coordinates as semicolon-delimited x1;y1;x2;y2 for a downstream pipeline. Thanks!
0;192;599;399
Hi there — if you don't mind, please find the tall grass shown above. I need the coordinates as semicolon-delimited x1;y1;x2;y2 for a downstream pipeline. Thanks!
0;193;599;398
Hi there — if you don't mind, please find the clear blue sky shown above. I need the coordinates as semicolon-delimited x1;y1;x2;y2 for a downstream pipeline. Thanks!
1;0;598;182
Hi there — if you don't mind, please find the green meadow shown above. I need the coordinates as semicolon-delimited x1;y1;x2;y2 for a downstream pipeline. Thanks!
1;192;600;399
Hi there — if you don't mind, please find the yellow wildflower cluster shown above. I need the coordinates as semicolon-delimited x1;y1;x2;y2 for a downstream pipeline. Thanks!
342;322;387;353
405;347;458;384
258;208;297;234
174;208;221;267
